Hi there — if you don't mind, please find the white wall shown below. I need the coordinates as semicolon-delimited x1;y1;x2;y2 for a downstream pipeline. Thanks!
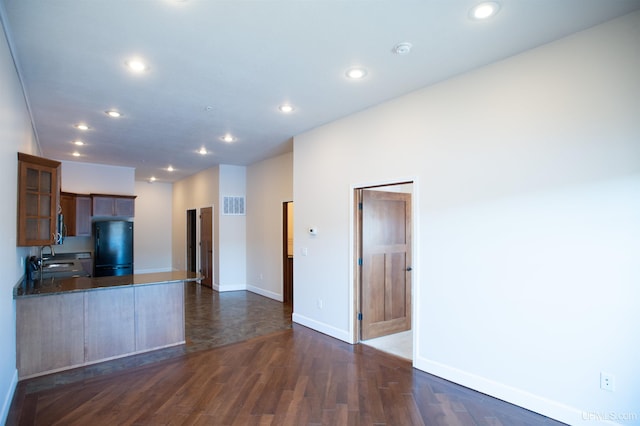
57;162;174;272
61;160;135;195
55;160;137;254
173;161;290;296
0;10;39;423
293;11;640;426
246;152;293;300
172;166;218;275
218;165;246;291
134;181;172;273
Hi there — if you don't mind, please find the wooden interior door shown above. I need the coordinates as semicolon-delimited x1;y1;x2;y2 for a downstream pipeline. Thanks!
360;189;412;340
200;207;213;288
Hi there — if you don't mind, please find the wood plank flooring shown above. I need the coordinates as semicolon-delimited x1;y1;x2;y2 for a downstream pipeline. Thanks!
7;285;565;425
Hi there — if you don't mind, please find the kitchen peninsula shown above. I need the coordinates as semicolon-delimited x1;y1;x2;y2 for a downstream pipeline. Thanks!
14;271;199;379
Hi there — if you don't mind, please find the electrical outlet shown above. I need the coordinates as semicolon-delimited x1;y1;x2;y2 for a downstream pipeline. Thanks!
317;299;323;309
600;372;615;391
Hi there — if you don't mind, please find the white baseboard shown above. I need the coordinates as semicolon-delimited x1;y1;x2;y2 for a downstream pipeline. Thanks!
414;355;616;426
0;369;18;426
246;284;282;301
292;313;353;343
213;283;247;292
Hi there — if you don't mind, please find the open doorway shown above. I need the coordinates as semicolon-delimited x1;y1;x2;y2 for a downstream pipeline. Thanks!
186;206;214;288
355;182;413;360
186;209;197;273
283;201;294;305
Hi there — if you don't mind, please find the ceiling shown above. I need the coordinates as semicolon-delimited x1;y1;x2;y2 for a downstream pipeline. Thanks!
2;0;639;183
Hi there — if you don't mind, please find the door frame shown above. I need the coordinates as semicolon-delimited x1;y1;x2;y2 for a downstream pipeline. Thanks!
186;209;197;273
185;205;215;287
282;201;294;305
351;179;418;357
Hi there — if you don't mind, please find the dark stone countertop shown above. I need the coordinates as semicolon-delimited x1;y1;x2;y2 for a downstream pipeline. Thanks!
14;271;201;298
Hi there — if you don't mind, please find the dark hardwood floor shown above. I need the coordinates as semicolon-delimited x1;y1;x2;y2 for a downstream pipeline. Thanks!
7;284;565;425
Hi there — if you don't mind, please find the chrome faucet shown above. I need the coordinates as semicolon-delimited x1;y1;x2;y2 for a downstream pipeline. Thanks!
39;245;56;279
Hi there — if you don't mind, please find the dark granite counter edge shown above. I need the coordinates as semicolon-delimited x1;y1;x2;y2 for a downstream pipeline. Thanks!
14;271;201;298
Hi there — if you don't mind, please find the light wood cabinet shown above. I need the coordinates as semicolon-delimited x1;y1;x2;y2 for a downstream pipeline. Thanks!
16;280;185;379
60;193;92;237
17;153;61;246
16;293;85;377
135;283;185;351
84;288;135;362
91;194;136;217
76;196;92;234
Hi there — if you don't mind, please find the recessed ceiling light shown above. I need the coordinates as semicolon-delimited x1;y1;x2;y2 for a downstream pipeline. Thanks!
470;2;501;20
105;110;122;118
392;42;413;55
346;67;368;80
279;104;295;113
198;147;208;155
73;140;85;146
149;176;156;183
167;165;174;172
221;134;236;143
72;151;81;157
125;58;149;73
75;123;89;131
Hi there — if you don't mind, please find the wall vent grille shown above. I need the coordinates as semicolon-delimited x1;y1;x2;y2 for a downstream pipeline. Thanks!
222;196;245;215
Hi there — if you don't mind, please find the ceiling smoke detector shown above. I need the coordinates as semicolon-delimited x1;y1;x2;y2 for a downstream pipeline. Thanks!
392;42;413;55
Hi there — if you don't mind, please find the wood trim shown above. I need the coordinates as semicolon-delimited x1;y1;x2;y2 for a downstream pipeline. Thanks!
358;180;413;190
17;152;61;168
61;191;90;197
90;193;137;199
353;189;363;342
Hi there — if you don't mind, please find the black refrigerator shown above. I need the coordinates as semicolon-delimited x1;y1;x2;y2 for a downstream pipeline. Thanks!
93;221;134;277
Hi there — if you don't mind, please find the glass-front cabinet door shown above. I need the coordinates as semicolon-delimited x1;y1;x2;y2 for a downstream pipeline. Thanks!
17;153;61;246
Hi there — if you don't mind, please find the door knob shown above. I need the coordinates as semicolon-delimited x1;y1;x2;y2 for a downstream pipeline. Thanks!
406;267;412;271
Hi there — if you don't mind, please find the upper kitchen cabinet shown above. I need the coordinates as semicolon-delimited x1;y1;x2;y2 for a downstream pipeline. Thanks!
91;194;136;217
60;192;92;237
17;153;61;246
